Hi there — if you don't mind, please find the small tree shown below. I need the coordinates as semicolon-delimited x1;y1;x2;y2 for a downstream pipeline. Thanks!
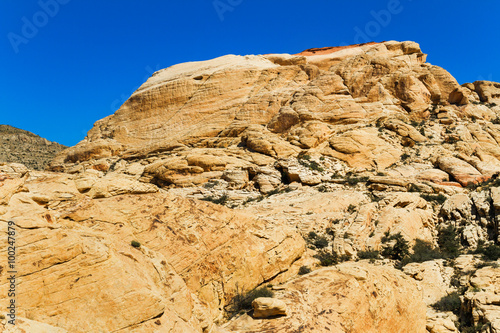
381;232;409;261
438;226;461;258
402;239;442;265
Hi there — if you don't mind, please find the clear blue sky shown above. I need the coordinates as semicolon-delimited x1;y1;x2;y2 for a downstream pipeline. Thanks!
1;0;499;146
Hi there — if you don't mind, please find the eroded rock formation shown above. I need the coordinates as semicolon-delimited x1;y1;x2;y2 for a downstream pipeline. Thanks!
1;41;500;332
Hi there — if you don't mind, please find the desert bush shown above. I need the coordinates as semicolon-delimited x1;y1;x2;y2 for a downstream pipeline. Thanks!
466;177;500;191
313;236;329;249
314;249;339;266
381;232;410;261
131;240;141;248
460;324;490;333
420;193;447;204
309;160;324;172
358;250;380;260
232;286;274;312
475;243;500;261
346;176;369;186
431;292;461;313
438;226;461;258
402;239;442;265
298;266;311;275
298;155;324;172
401;153;411;160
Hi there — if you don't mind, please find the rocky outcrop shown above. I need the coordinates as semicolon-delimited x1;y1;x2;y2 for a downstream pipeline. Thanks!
0;166;304;332
46;41;500;204
224;263;427;333
464;266;500;332
6;40;500;332
0;125;67;170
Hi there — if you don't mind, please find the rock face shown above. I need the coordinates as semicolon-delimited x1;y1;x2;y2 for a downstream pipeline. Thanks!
0;167;304;332
3;41;500;332
0;125;67;170
48;41;500;198
225;263;427;333
464;266;500;332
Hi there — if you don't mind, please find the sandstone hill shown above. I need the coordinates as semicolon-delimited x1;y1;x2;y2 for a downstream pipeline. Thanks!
0;125;67;170
1;41;500;332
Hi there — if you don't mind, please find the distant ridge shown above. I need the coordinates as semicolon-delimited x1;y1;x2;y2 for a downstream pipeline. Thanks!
0;124;67;170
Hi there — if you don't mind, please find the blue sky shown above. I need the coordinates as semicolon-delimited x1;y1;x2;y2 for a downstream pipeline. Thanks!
1;0;499;146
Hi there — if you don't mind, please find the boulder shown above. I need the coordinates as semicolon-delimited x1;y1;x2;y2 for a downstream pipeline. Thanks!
436;156;487;186
251;298;287;318
473;81;500;104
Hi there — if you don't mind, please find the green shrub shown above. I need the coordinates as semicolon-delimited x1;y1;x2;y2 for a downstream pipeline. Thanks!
266;188;281;196
402;239;442;265
309;160;324;172
381;232;410;261
298;266;311;275
308;231;318;239
313;236;329;249
431;292;461;313
131;240;141;248
346;176;369;186
481;244;500;261
460;324;490;333
401;153;411;160
314;249;339;266
421;193;447;204
358;250;380;260
232;286;274;312
298;155;324;172
340;254;352;262
438;226;461;259
331;171;342;179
